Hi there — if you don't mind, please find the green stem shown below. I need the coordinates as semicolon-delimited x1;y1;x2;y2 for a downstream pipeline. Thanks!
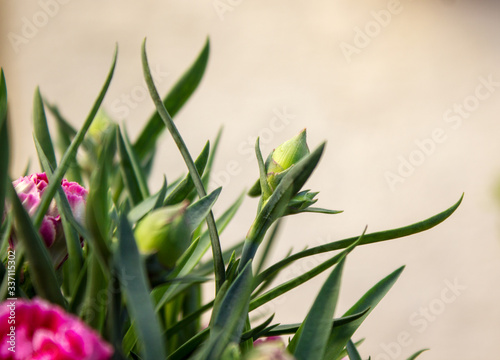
141;39;225;292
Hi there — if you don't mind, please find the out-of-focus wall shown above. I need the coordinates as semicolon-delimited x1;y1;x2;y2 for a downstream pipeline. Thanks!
1;1;500;359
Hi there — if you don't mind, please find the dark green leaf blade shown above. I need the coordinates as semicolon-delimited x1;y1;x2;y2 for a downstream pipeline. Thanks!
324;266;405;360
141;39;225;292
0;69;8;219
291;258;345;360
164;141;210;206
257;195;463;285
116;214;166;360
406;349;429;360
33;87;57;169
116;126;149;206
34;45;118;228
134;38;210;161
346;340;362;360
8;182;66;307
196;261;254;360
185;187;222;232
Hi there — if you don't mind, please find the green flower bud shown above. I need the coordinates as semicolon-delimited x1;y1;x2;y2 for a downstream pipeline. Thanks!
266;129;309;191
134;201;191;269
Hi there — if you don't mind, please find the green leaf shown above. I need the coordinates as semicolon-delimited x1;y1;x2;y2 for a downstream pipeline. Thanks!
168;328;209;360
201;127;222;189
257;195;463;285
164;141;210;206
300;207;343;215
81;249;108;331
250;231;362;313
346;340;362;360
33;137;83;281
255;138;272;201
134;38;210;161
291;258;345;360
142;39;225;292
33;87;57;169
85;128;116;269
406;349;429;360
116;214;166;360
8;182;66;308
128;178;168;224
0;69;9;220
335;338;365;360
247;179;261;197
0;69;7;129
34;46;118;228
196;262;254;360
123;193;245;354
255;219;282;274
241;314;275;341
324;266;405;360
68;257;89;314
117;126;150;205
185;187;222;232
258;310;370;337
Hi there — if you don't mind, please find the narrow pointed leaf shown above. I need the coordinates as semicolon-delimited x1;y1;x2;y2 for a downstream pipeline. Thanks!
259;309;370;337
255;138;272;200
34;47;118;228
241;314;275;341
9;183;66;307
33;87;57;169
33;137;83;280
164;141;210;206
185;187;222;232
128;177;167;224
249;231;362;313
142;39;225;291
346;340;362;360
406;349;429;360
324;266;405;360
257;195;463;285
117;127;149;205
300;207;343;215
116;214;166;360
85;129;116;269
0;70;9;219
134;38;210;160
291;258;345;359
201;127;222;189
197;262;254;360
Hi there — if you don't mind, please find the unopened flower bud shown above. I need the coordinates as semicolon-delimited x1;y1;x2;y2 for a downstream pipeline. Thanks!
266;129;309;191
134;202;191;269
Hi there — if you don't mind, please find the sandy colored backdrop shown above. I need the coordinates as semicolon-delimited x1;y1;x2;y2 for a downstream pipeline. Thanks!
1;1;500;359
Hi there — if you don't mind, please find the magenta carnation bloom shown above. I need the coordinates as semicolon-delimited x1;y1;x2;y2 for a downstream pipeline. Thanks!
11;173;88;266
0;298;112;360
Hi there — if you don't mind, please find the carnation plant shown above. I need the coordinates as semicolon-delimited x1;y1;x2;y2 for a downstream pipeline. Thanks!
0;39;462;360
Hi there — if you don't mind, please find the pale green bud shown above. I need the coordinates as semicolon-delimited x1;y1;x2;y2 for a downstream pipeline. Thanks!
134;201;191;269
266;129;309;190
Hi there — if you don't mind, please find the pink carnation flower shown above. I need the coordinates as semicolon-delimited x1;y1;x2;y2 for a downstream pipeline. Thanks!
11;173;88;267
0;298;113;360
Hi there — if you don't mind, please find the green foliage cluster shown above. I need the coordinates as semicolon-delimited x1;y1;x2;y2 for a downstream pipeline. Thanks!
0;39;462;360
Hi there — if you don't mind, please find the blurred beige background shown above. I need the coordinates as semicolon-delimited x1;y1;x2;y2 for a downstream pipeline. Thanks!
1;0;500;359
